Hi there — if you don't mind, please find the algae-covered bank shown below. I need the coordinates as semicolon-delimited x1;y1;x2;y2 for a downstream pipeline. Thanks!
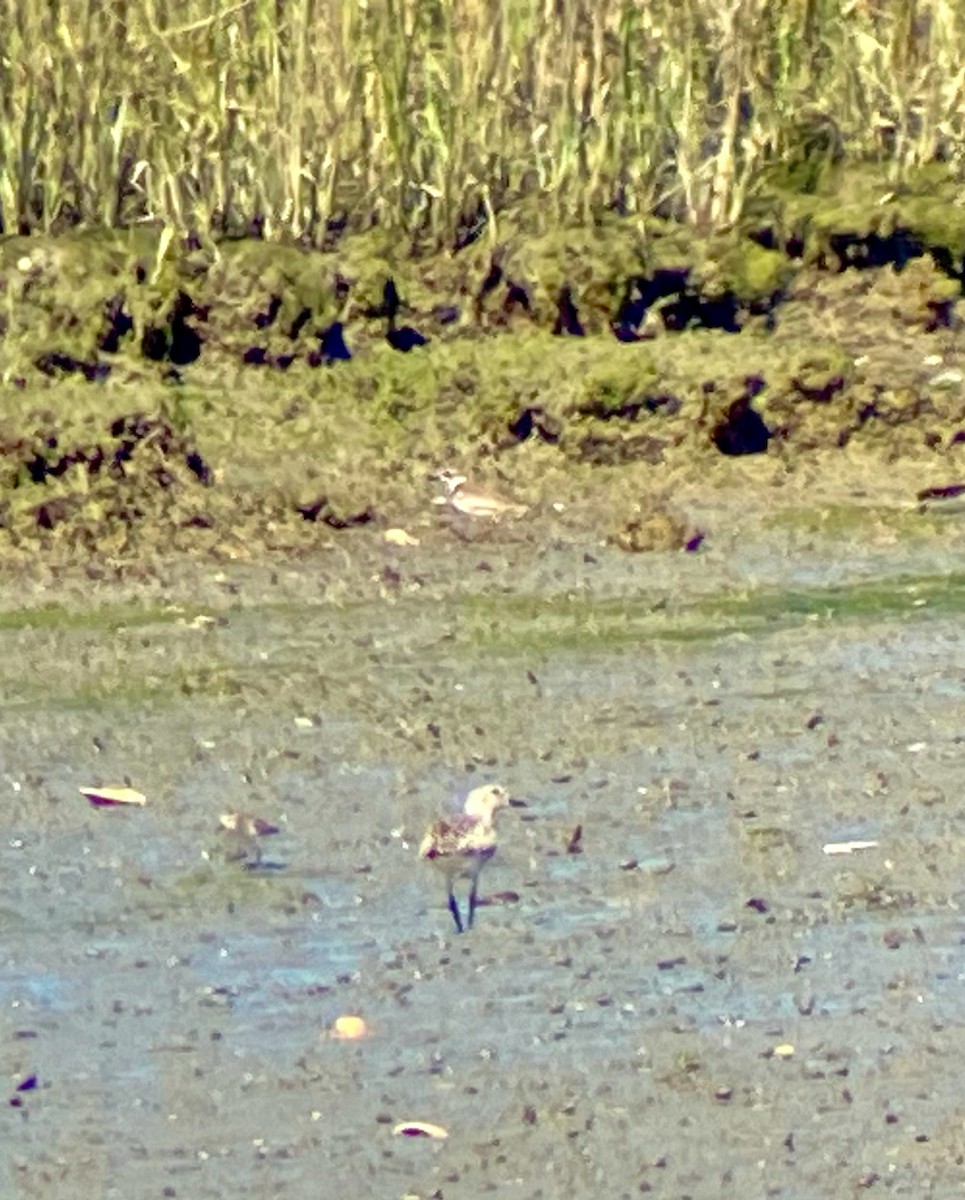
3;205;965;1198
1;177;964;571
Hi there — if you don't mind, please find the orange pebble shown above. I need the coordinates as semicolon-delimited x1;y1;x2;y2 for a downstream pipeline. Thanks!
331;1015;368;1040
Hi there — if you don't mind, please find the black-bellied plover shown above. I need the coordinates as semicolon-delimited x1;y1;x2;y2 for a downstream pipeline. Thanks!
419;784;517;932
432;469;528;521
218;811;280;865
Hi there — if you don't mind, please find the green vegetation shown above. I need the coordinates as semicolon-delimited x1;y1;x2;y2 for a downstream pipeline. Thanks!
449;570;965;656
0;600;194;632
2;0;964;244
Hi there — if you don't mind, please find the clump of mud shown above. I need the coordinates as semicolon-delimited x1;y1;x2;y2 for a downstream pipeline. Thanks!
611;495;703;553
0;408;216;553
0;402;386;568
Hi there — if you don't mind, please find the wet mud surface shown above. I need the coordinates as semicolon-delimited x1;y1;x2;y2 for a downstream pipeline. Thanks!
2;496;965;1198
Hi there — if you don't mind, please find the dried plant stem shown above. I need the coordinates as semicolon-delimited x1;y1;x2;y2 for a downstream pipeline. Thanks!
0;0;962;243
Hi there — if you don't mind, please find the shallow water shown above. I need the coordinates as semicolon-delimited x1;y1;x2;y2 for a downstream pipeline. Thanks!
3;516;965;1197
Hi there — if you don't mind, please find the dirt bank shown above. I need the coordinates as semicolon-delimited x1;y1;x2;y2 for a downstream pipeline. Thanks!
0;178;963;572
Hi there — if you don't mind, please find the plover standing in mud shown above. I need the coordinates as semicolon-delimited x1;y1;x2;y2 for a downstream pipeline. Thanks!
218;811;281;866
419;784;518;932
432;468;528;521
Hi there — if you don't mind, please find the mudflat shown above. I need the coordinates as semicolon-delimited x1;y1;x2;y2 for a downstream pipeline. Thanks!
3;214;965;1194
2;466;964;1198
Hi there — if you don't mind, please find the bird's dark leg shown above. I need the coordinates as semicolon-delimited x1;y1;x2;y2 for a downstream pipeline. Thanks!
468;879;479;929
447;887;464;934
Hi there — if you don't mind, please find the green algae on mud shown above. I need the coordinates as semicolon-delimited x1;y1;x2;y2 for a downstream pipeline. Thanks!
0;658;248;715
163;865;307;916
768;502;935;536
0;599;200;632
4;557;965;689
403;569;965;657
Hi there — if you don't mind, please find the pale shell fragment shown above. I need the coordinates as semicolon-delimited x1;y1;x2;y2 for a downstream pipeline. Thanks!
822;840;879;855
384;527;420;546
392;1121;448;1140
186;614;218;630
80;785;147;808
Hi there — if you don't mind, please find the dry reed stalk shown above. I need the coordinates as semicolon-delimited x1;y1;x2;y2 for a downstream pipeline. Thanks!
0;0;962;241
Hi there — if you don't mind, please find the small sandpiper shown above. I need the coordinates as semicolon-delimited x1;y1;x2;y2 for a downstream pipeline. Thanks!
218;811;281;866
432;468;528;521
419;784;521;932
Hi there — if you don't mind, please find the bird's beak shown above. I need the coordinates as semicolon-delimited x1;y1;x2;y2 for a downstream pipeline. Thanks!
508;796;528;808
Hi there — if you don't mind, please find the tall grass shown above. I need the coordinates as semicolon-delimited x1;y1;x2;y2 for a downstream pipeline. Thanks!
0;0;962;245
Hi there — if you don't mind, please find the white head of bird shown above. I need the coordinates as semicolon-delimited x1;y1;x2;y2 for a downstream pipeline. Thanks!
432;467;467;494
463;783;511;826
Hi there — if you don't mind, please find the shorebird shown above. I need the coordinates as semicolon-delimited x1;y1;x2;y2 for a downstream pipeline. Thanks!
432;469;528;521
419;784;517;933
218;811;281;866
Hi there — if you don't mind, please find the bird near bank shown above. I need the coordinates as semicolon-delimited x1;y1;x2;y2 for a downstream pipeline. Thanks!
419;784;520;933
431;468;529;520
